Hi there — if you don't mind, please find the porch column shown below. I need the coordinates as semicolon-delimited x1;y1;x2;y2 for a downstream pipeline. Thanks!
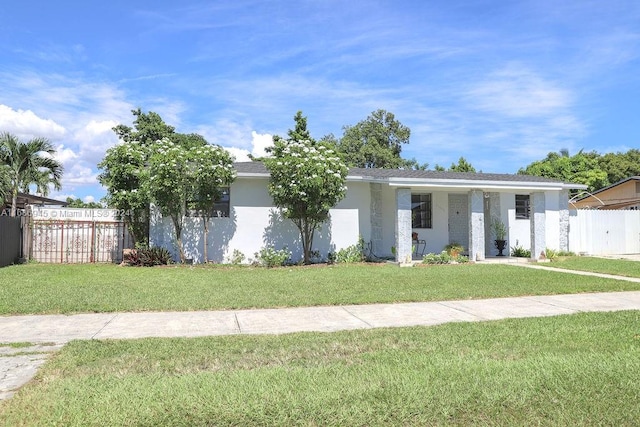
370;183;383;257
469;189;485;261
395;188;412;264
558;190;570;252
530;192;546;260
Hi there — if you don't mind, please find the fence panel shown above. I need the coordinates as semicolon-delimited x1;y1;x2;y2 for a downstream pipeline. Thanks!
569;210;640;255
0;217;22;267
30;220;133;263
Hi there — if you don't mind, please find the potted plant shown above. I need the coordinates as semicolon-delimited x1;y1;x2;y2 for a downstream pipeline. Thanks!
444;242;464;258
491;217;507;256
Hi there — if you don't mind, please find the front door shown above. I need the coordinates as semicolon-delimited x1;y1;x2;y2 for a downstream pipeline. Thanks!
448;194;469;252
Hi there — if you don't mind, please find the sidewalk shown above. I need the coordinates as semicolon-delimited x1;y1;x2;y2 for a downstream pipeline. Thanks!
2;291;640;344
2;284;640;400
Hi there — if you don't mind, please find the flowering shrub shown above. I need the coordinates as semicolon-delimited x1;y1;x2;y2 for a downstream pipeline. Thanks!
264;138;348;264
146;138;236;263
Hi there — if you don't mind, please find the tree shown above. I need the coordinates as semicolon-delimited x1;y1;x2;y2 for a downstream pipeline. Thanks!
146;139;236;263
188;144;236;262
112;108;175;146
518;149;608;193
448;157;476;172
0;132;63;216
65;197;104;209
598;149;640;184
335;109;412;169
99;109;210;245
98;140;150;244
264;114;348;264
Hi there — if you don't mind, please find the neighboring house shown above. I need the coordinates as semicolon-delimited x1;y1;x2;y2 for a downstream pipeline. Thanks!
150;162;586;264
571;176;640;210
1;192;68;215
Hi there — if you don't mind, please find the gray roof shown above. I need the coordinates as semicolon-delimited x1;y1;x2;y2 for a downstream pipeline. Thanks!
233;162;568;184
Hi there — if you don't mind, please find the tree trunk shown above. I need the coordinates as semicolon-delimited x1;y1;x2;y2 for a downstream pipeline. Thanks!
10;187;17;217
203;216;209;263
172;215;185;263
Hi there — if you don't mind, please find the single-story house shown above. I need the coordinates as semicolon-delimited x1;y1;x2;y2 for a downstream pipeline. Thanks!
150;162;587;263
1;192;68;216
571;176;640;210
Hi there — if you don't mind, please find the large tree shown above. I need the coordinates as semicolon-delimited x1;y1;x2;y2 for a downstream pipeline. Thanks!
448;156;476;173
335;109;413;169
98;140;150;244
264;113;348;264
0;132;63;216
99;109;209;245
112;108;176;145
518;149;609;193
598;149;640;184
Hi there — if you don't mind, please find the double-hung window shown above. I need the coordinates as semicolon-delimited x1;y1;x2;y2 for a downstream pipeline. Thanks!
411;194;432;228
515;195;530;219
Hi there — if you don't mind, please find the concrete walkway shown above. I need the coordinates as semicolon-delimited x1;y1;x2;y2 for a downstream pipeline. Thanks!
2;289;640;401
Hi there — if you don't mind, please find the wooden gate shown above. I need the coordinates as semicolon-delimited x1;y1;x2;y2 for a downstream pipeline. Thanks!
30;220;133;263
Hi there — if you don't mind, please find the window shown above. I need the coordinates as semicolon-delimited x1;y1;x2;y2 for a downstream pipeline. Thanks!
411;194;432;228
187;187;230;218
515;194;530;219
212;187;230;217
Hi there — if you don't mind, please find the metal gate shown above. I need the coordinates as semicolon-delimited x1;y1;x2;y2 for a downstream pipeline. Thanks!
30;220;133;263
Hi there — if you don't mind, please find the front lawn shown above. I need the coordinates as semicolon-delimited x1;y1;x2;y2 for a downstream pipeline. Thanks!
548;256;640;278
1;311;638;426
1;262;639;315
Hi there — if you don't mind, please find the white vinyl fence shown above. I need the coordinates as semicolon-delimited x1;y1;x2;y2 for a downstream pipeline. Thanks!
569;210;640;255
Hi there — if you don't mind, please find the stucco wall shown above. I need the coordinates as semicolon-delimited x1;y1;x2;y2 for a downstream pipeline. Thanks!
150;178;367;263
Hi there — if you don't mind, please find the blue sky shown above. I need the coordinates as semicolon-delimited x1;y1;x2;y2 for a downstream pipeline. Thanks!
1;0;639;202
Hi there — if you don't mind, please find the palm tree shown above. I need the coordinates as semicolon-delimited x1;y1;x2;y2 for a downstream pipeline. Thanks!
0;132;64;216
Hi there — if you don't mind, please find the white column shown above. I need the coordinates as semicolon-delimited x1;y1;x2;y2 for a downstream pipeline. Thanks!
395;188;412;264
558;190;570;252
469;189;485;261
530;192;546;260
370;183;383;257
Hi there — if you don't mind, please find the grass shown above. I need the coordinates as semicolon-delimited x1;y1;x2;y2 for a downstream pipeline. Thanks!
548;256;640;278
1;311;638;426
1;263;639;315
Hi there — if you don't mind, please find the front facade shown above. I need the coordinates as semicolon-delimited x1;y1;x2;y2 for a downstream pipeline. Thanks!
572;177;640;210
150;162;586;263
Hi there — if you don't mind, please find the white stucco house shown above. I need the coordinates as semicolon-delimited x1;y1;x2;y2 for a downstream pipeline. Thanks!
150;162;587;264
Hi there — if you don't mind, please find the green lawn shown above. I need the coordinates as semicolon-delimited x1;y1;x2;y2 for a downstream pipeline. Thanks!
1;262;639;315
1;311;638;426
548;256;640;278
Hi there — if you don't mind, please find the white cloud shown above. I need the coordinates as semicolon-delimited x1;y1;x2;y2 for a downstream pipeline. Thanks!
83;195;96;203
53;144;79;163
467;65;572;118
0;104;67;140
223;147;250;162
71;120;120;165
250;131;273;158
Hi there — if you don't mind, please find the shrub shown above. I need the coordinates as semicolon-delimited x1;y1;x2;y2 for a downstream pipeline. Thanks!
254;247;291;268
510;241;531;258
227;249;246;265
545;248;558;260
335;238;366;263
422;251;469;265
127;246;172;267
444;243;464;257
